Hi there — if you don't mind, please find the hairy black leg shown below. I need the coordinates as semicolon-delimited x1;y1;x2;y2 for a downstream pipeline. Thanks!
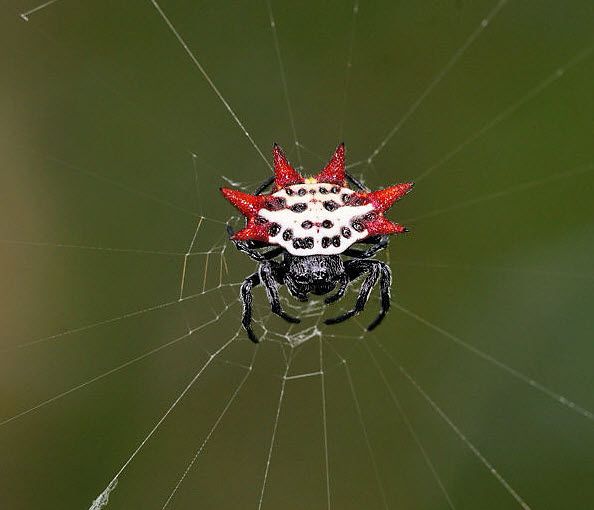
324;260;383;325
343;235;389;259
254;175;275;195
346;172;370;192
259;262;301;324
366;262;392;330
324;273;349;304
226;225;283;261
240;272;260;343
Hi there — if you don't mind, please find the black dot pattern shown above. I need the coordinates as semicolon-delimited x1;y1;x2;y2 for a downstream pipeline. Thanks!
290;203;308;213
352;221;365;232
265;197;286;211
268;223;281;236
344;194;365;206
263;184;372;254
292;237;315;250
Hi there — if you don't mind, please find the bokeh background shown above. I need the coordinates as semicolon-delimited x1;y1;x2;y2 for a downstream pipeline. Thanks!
1;1;594;509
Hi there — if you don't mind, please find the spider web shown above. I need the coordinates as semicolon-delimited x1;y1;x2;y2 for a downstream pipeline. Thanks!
2;1;594;509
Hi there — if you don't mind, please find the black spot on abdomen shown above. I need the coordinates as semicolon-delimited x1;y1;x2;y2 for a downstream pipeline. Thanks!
352;220;365;232
292;237;314;250
265;197;286;211
268;223;281;236
290;203;308;213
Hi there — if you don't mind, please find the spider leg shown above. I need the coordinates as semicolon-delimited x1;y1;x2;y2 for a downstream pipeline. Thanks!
343;235;389;259
226;225;283;261
366;262;392;331
240;272;261;343
254;175;275;195
259;262;301;324
346;172;370;192
324;260;391;328
295;292;309;302
324;273;349;304
324;260;378;325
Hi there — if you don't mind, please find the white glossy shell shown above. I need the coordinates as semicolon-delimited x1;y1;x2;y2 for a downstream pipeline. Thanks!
259;183;373;255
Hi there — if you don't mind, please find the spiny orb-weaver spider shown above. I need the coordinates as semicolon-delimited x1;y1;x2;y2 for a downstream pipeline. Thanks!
221;143;413;342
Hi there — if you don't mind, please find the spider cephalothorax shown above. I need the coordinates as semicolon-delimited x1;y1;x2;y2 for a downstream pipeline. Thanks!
221;143;413;342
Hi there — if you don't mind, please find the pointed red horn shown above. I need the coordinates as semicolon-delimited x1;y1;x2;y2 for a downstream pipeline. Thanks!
363;216;407;236
232;224;270;242
364;182;414;212
314;143;346;185
220;188;265;217
273;144;304;188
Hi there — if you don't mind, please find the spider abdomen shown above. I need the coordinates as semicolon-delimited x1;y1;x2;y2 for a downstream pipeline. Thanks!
259;183;373;255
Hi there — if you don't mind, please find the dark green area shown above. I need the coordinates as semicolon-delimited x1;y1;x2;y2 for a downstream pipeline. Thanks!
1;1;593;508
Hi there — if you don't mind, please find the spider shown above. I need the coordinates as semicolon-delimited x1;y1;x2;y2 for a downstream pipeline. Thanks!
221;143;413;342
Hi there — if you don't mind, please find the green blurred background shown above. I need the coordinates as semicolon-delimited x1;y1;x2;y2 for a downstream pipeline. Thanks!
1;1;594;508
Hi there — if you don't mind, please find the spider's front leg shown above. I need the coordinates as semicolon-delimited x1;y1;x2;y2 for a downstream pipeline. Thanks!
324;259;392;330
259;262;301;325
239;262;300;343
343;235;390;259
240;272;260;343
324;273;349;304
